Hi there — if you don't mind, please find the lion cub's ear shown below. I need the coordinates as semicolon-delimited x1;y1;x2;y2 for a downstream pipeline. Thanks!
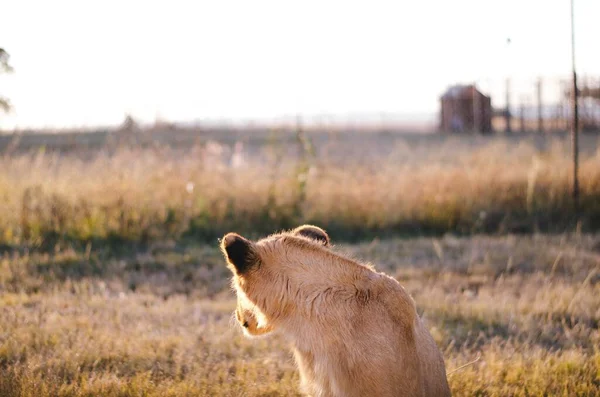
221;233;257;274
293;225;330;246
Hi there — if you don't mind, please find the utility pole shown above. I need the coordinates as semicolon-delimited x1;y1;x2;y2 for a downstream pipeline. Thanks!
570;0;580;208
537;78;544;133
505;78;512;133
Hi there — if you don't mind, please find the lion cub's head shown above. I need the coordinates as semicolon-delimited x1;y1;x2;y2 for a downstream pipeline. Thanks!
220;225;330;337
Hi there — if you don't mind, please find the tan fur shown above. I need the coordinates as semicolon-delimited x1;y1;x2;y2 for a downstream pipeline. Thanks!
221;226;451;397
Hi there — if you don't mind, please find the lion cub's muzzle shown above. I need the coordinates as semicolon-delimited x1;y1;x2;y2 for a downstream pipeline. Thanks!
235;308;250;328
235;306;274;337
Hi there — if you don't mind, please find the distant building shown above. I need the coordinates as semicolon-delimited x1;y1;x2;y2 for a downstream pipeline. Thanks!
440;85;492;133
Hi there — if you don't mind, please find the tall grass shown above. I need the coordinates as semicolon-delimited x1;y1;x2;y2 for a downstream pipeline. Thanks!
0;136;599;247
0;132;599;395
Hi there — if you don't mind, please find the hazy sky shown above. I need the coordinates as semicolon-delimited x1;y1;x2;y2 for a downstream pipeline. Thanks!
1;0;599;129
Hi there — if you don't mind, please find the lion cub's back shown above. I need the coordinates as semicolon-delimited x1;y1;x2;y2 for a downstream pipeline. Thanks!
376;274;451;397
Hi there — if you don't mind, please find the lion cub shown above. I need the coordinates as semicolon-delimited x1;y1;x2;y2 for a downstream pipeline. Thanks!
221;225;451;397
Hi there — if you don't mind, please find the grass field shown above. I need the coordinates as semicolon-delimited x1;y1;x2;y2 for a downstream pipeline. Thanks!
0;131;599;247
1;233;599;396
0;130;599;396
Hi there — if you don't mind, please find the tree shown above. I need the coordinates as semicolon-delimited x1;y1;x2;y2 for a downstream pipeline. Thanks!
0;48;13;113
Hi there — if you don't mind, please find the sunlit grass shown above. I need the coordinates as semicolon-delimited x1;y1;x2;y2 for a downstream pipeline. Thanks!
0;136;599;247
0;234;599;396
0;134;599;395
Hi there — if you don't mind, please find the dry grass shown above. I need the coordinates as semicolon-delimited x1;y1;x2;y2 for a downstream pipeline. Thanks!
0;135;599;247
0;234;599;396
0;133;599;395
